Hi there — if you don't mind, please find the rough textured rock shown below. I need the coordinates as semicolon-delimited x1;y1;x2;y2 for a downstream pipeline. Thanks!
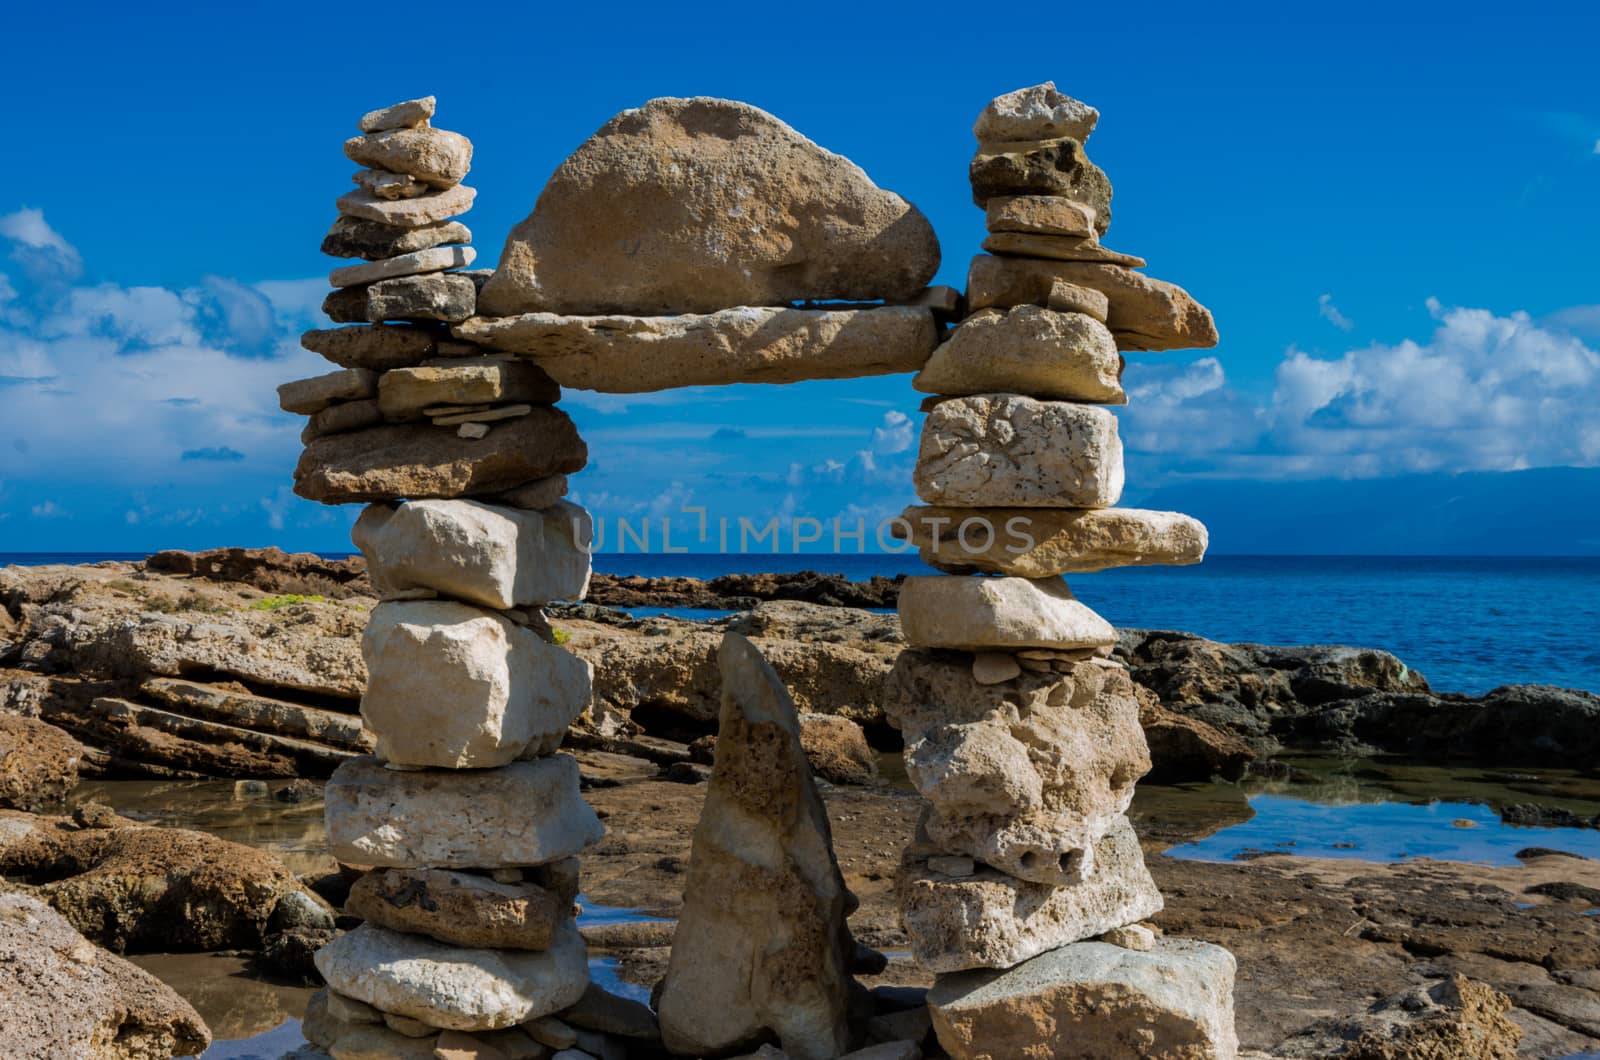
303;990;439;1058
324;272;477;324
143;546;369;598
927;937;1239;1060
330;245;476;288
974;83;1099;144
0;892;211;1059
897;815;1163;973
0;716;83;810
347;868;566;951
325;754;603;868
344;127;472;188
494;475;570;510
885;651;1148;883
966;254;1218;352
355;499;591;608
304;398;384;441
897;505;1208;576
376;359;559;419
985;194;1097;237
897;576;1115;652
315;920;588;1031
322;216;472;260
914;394;1124;508
0;809;323;952
797;712;878;786
455;305;937;392
335;184;477;228
969;139;1111;234
912;306;1124;403
361;600;592;769
293;407;586;504
359;95;435;133
1272;974;1520;1059
477;96;940;316
301;325;442;371
1137;690;1256;783
982;231;1146;267
656;633;856;1060
1043;279;1112;320
141;677;373;752
278;368;378;415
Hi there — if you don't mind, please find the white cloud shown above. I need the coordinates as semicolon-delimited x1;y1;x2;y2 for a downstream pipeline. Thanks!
1593;138;1599;154
0;208;83;282
870;409;914;454
30;501;60;517
1318;293;1355;331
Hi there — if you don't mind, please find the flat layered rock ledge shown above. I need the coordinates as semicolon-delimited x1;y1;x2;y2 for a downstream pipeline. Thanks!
453;305;939;393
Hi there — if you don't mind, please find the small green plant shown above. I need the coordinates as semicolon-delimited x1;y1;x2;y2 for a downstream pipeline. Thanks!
550;625;572;645
247;594;331;611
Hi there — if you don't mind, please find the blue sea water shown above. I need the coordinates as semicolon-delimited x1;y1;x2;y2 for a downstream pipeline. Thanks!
4;552;1598;695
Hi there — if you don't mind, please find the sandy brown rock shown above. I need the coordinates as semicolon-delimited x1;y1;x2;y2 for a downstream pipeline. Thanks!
0;892;211;1059
303;397;383;442
974;83;1099;144
377;360;559;419
293;407;586;504
302;325;442;371
477;96;939;316
455;305;937;392
927;937;1239;1060
278;368;378;415
985;194;1097;237
912;306;1124;403
347;868;566;950
896;505;1208;576
914;394;1124;508
966;254;1219;352
0;716;83;810
798;712;879;786
336;184;476;228
360;96;436;133
344;127;472;188
325;273;478;324
321;216;472;260
897;576;1115;653
969;139;1111;234
329;245;476;288
656;633;857;1060
982;231;1146;267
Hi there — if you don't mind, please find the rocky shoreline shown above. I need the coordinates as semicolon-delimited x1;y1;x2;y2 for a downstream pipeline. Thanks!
3;550;1600;1057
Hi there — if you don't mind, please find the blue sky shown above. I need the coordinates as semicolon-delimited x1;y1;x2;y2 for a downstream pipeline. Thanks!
1;1;1597;554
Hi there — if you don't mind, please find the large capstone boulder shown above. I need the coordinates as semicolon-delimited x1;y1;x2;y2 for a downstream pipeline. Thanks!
656;633;857;1060
477;96;940;315
0;892;211;1059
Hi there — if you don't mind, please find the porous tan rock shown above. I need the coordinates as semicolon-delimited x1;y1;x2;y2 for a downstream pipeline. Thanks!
493;475;569;510
927;937;1238;1059
303;397;384;442
655;633;856;1060
985;195;1097;237
301;325;441;371
970;652;1021;685
278;368;378;415
1045;280;1111;320
477;96;939;316
895;505;1209;576
336;184;477;228
330;245;476;288
455;305;937;392
315;920;589;1032
969;139;1111;234
354;499;591;609
0;891;211;1059
322;216;473;260
974;83;1099;144
886;651;1147;882
324;273;478;324
360;600;593;769
344;127;472;188
897;815;1162;972
377;360;558;419
897;576;1115;652
982;232;1146;267
293;407;586;504
0;717;84;811
360;96;436;133
914;395;1123;508
912;306;1124;403
303;989;439;1058
966;255;1218;352
347;868;566;951
324;754;603;869
353;167;430;200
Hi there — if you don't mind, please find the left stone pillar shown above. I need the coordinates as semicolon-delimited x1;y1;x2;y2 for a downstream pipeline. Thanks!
277;95;599;1056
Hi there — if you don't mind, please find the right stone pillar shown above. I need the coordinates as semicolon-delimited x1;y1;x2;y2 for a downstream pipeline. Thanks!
890;82;1240;1060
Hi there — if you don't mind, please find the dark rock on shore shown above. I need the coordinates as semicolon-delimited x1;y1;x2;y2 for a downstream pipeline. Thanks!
145;547;370;600
586;570;903;610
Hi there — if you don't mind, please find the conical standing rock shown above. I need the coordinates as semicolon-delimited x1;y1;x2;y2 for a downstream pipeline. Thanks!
656;632;857;1060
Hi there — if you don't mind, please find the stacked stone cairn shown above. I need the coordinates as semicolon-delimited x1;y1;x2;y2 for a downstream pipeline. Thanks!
280;97;617;1058
888;83;1242;1059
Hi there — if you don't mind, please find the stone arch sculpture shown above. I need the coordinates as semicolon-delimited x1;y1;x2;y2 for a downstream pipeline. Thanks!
281;85;1239;1059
